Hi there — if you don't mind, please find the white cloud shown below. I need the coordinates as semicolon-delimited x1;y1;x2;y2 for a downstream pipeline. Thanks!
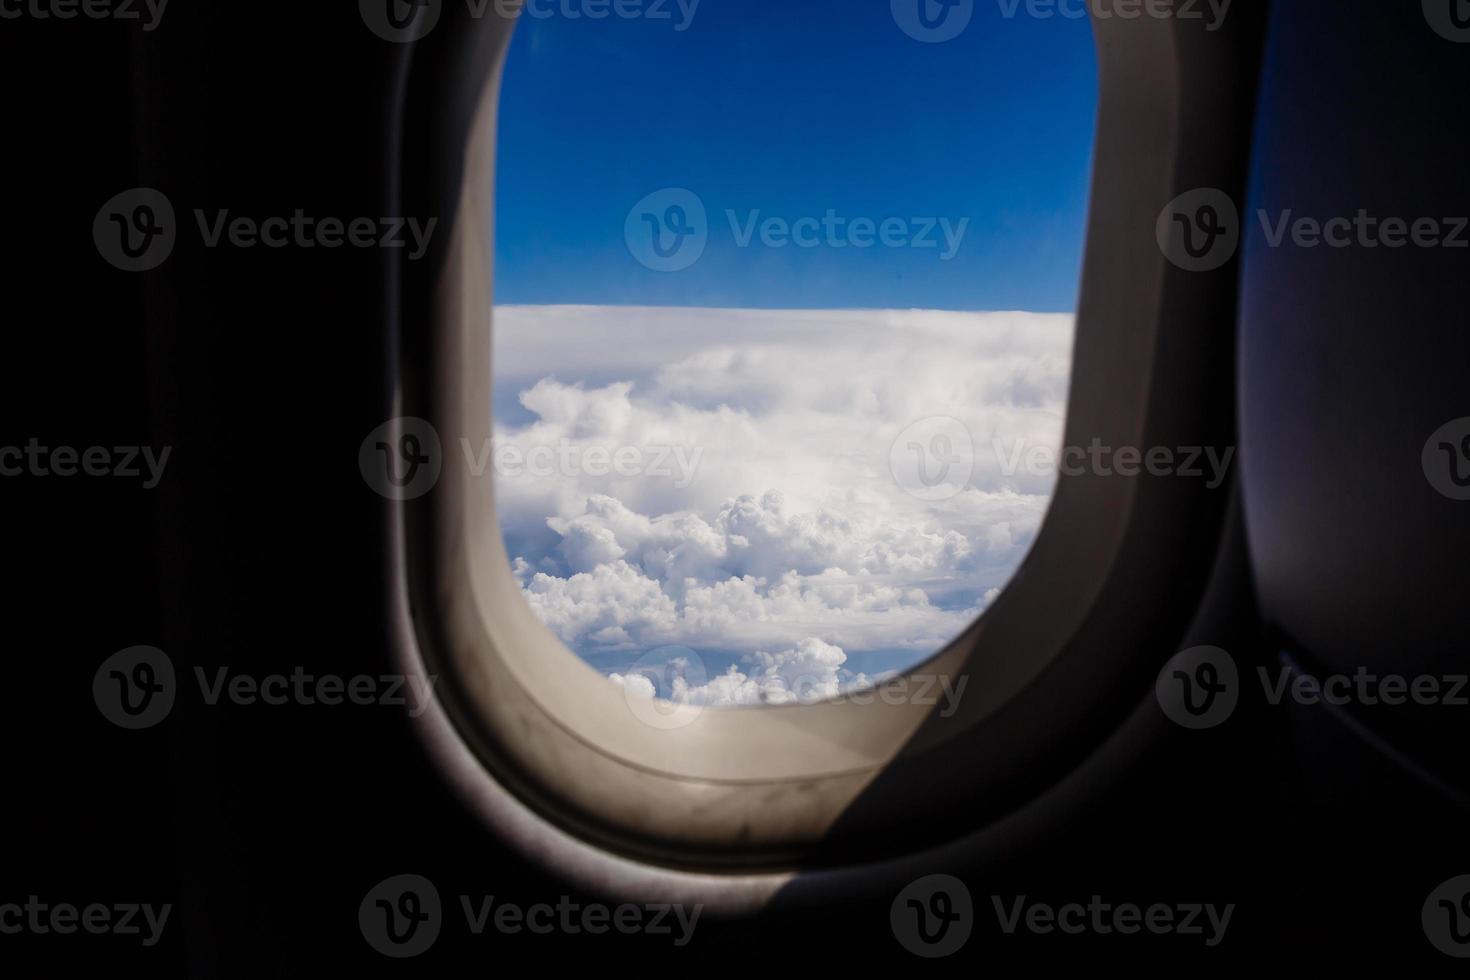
493;305;1073;700
610;639;876;708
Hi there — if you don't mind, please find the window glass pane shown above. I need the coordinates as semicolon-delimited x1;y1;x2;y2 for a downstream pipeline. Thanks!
492;3;1096;706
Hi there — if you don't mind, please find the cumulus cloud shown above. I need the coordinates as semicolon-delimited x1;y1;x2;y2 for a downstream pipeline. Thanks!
493;305;1073;705
609;639;876;708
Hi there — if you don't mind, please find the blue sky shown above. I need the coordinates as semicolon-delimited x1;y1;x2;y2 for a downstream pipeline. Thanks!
494;1;1098;312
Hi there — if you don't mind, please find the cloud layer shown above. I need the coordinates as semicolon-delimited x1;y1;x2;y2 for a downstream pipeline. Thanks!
492;305;1072;705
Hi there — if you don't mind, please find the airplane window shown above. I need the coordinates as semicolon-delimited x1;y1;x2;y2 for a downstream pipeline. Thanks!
491;4;1097;708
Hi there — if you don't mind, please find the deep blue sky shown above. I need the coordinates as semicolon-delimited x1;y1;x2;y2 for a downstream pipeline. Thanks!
494;2;1097;312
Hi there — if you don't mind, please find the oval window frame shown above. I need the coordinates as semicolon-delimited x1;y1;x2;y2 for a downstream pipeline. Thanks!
386;3;1266;892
